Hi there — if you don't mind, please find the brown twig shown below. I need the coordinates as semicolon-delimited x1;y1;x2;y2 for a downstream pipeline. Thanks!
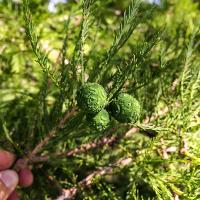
30;133;120;163
29;107;77;158
56;157;133;200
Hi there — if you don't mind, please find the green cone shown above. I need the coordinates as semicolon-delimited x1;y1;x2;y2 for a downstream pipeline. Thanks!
87;109;110;132
109;93;141;123
77;82;108;114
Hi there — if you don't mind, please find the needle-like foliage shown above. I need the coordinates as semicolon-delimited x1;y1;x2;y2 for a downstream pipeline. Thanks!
0;0;199;199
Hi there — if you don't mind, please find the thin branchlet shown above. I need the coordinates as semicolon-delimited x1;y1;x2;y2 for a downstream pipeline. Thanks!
89;0;145;82
23;0;61;88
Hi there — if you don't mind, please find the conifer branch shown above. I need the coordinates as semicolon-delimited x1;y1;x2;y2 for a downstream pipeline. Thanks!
23;0;61;88
108;31;161;100
54;103;180;199
180;28;199;104
30;102;175;163
90;0;148;82
56;157;133;200
71;0;94;84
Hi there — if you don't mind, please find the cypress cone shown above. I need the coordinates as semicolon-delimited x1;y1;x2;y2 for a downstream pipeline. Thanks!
76;83;108;114
109;93;141;123
87;109;110;132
